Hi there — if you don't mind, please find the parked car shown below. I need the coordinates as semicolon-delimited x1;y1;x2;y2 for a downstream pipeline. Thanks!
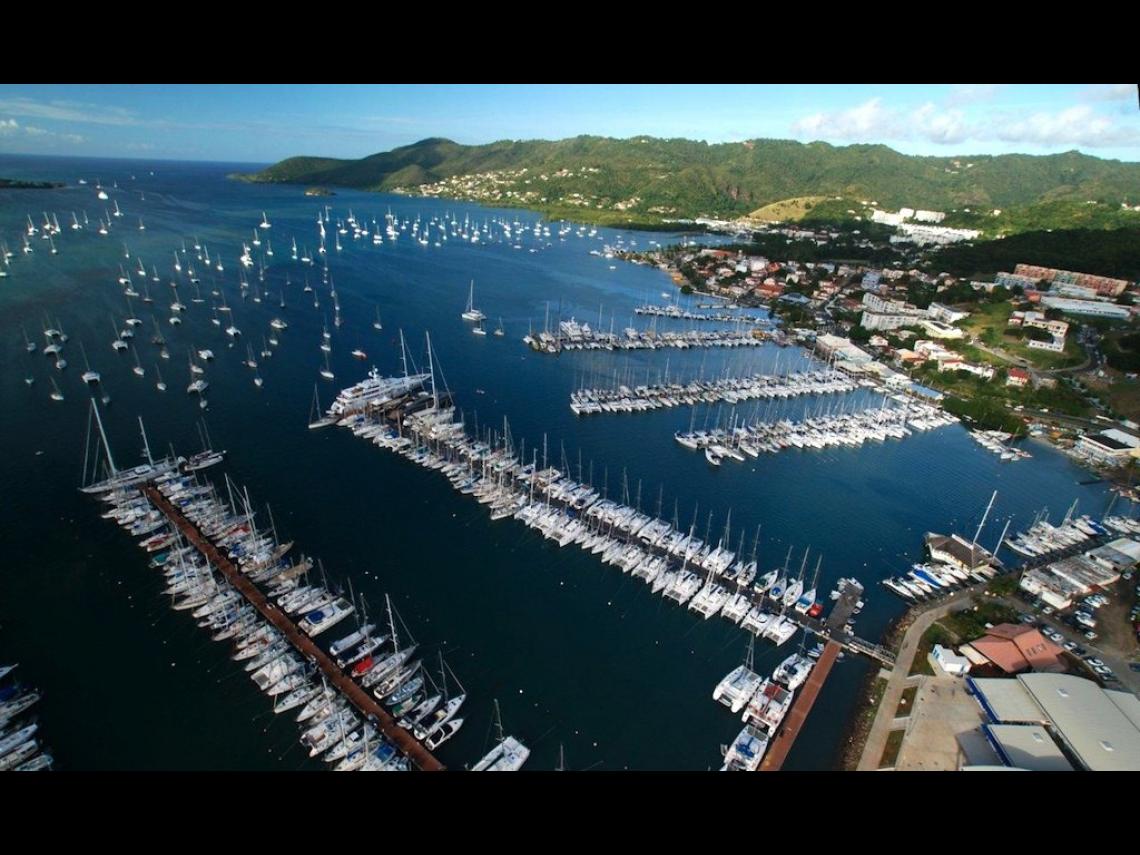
1064;641;1078;652
1085;631;1099;641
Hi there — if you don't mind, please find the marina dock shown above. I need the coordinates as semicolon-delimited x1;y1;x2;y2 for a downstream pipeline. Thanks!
524;323;770;354
758;640;840;771
570;369;859;416
142;484;445;772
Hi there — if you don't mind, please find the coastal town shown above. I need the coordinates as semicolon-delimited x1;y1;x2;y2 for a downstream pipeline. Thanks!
619;230;1140;494
4;83;1140;779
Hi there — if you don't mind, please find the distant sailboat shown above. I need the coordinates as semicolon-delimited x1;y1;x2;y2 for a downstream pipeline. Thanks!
461;280;485;322
373;306;383;331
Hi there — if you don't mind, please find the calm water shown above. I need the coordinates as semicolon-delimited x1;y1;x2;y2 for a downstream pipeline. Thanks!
0;155;1124;770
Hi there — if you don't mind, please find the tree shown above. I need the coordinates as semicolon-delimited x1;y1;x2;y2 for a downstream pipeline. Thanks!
1044;307;1065;321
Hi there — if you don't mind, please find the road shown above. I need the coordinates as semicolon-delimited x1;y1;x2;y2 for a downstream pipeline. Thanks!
856;592;976;771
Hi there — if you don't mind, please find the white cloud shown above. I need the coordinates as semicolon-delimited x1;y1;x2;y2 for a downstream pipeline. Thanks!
996;104;1140;148
0;97;138;126
791;95;1140;151
791;97;900;139
0;117;84;146
946;84;1005;106
1080;83;1136;103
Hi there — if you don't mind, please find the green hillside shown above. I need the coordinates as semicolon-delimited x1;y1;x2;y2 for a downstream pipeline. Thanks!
239;137;1140;231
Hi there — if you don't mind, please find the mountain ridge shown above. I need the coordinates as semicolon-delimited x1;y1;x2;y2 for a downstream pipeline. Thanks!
239;136;1140;233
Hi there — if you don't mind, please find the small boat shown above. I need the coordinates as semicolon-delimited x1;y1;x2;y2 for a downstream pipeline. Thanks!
351;349;367;360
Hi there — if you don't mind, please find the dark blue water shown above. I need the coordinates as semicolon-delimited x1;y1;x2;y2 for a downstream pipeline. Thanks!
0;154;1124;770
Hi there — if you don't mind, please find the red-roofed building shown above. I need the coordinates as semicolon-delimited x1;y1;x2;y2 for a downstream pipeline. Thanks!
960;624;1065;674
1007;368;1030;388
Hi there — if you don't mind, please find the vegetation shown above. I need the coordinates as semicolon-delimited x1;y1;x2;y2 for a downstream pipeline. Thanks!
910;623;956;676
0;178;64;189
895;685;919;717
941;602;1020;642
1105;331;1140;373
879;729;906;769
942;199;1140;236
240;137;1140;232
986;574;1020;598
933;227;1140;281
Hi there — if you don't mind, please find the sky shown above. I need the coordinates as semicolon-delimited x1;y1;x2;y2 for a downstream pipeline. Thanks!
0;83;1137;165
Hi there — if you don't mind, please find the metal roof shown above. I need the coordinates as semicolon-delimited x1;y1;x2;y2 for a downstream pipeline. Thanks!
984;724;1073;771
1018;674;1140;772
970;677;1050;724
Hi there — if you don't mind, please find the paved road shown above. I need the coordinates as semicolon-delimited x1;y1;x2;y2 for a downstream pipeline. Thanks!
856;593;976;771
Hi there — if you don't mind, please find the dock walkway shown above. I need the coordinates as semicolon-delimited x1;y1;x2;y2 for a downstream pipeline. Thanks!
143;484;444;772
759;641;840;771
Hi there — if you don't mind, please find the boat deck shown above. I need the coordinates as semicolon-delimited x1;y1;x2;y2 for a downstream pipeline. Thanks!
758;640;840;771
143;484;444;772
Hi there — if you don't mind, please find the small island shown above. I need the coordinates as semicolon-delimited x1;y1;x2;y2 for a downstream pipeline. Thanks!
304;186;335;197
0;178;65;190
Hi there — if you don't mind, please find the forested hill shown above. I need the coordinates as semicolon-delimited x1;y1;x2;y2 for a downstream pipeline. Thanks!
239;136;1140;231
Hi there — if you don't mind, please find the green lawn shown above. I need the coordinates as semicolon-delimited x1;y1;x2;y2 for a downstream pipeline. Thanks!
909;623;957;676
879;729;906;769
895;685;919;717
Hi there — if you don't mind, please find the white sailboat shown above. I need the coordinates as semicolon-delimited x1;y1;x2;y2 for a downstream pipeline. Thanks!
471;700;529;771
461;280;486;322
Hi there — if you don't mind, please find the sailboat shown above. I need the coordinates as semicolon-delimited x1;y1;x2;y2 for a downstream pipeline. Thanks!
461;280;485;322
260;211;271;229
494;317;505;337
470;700;529;771
80;342;100;384
245;344;258;370
49;377;64;401
155;364;167;392
319;351;335;381
308;384;336;429
254;368;263;388
130;346;145;377
472;318;487;336
373;306;383;331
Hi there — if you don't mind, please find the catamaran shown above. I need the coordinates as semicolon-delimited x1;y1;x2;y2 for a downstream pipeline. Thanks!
461;280;486;322
471;700;529;771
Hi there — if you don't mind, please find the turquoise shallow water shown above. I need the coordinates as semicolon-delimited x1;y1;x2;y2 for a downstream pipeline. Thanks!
0;154;1123;770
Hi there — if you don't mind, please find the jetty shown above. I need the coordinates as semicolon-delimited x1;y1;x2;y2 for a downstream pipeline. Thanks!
570;369;858;416
758;641;841;771
524;320;770;354
142;484;445;771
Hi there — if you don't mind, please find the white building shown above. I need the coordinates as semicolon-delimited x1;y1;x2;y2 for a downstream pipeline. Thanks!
927;302;970;324
921;319;965;340
1039;297;1132;320
1075;429;1140;465
931;644;971;676
914;210;946;223
815;334;872;364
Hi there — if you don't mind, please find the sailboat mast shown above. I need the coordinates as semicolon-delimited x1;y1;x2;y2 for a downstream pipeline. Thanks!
91;398;118;474
973;490;997;547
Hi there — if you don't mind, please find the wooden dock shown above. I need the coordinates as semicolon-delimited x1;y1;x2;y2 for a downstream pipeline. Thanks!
758;641;840;771
143;484;444;772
